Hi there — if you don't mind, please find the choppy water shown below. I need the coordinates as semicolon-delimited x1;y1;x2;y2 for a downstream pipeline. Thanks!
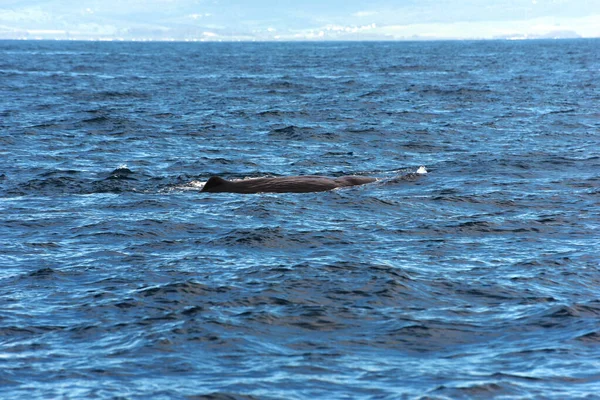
1;39;599;399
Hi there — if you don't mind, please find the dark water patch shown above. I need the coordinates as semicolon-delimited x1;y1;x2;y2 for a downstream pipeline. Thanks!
186;393;263;400
15;176;83;195
196;157;236;165
372;321;499;353
489;372;543;382
358;89;386;98
27;267;60;278
268;125;339;141
26;241;62;249
0;324;66;338
266;79;308;91
82;116;113;124
514;302;600;332
431;381;524;399
208;227;350;249
575;331;600;343
3;167;169;196
344;127;378;134
69;218;176;241
153;112;176;118
137;280;231;299
95;90;150;100
255;109;303;119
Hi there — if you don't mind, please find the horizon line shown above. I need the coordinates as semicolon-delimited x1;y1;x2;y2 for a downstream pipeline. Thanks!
2;36;598;43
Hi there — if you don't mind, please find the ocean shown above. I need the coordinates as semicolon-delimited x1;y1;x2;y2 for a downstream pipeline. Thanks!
1;39;599;399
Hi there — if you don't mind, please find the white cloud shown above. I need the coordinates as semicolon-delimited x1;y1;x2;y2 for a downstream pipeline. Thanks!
0;7;54;23
324;23;377;33
352;11;378;17
189;13;211;20
379;15;600;39
73;23;119;36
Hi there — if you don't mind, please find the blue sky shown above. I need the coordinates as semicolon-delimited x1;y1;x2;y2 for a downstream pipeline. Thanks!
1;0;599;40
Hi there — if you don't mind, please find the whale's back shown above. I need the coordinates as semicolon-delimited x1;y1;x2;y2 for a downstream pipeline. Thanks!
201;175;378;194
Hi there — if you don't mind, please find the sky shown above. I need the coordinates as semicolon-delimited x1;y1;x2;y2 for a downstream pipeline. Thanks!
0;0;599;40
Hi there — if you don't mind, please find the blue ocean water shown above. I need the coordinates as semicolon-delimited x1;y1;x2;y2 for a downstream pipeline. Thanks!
1;39;599;399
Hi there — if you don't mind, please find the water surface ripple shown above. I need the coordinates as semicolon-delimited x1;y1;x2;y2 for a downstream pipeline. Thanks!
1;40;600;399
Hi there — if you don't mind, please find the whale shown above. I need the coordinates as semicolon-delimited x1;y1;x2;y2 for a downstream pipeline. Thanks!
199;167;427;194
201;175;378;194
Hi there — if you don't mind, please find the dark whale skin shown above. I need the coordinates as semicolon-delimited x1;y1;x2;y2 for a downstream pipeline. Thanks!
201;175;377;194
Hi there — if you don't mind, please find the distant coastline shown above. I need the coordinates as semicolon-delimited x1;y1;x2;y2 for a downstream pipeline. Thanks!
0;27;596;42
0;35;597;43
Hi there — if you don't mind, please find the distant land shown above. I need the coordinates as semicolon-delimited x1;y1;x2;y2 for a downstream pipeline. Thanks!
0;29;590;42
